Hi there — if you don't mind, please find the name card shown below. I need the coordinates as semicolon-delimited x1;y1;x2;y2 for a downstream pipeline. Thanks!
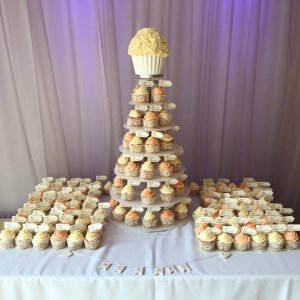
28;215;42;223
222;226;238;234
232;190;246;197
96;175;108;181
164;103;176;110
149;156;160;162
135;131;149;138
287;224;300;231
283;216;295;223
135;104;148;112
267;215;283;223
158;80;172;87
18;208;32;215
280;208;293;215
88;223;103;232
213;217;229;224
139;79;154;87
147;181;161;188
23;223;37;231
241;227;257;235
203;208;217;214
243;177;255;182
164;154;176;161
258;182;271;187
98;202;111;209
168;179;178;185
256;225;273;233
234;217;249;224
78;209;93;217
36;224;50;232
128;180;141;186
132;207;144;212
271;224;287;232
225;198;238;204
271;203;283;210
151;131;163;139
43;215;58;224
219;210;233;218
4;222;20;230
149;104;163;112
70;224;83;232
56;224;70;231
28;192;41;201
55;177;67;183
196;216;214;223
12;216;27;223
131;156;144;162
208;227;221;235
85;196;99;204
59;214;74;224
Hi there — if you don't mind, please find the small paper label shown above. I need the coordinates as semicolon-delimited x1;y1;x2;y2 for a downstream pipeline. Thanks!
177;263;191;273
249;211;264;217
164;103;176;110
265;210;281;216
98;261;111;271
234;217;249;224
12;216;27;223
258;182;271;187
90;215;104;223
82;178;92;184
272;224;287;232
147;181;161;188
256;225;273;233
164;154;176;161
165;265;177;274
89;183;101;190
238;198;252;204
149;104;163;112
224;198;238;204
70;224;84;232
139;79;154;87
158;80;172;87
88;223;103;232
151;131;163;139
219;210;233;218
151;207;161;212
96;175;107;181
50;207;64;216
98;202;111;209
203;208;217;214
131;156;144;162
56;224;70;231
135;131;149;138
132;207;144;212
43;215;58;224
283;216;295;223
220;186;231;193
168;179;178;185
114;264;126;274
4;222;20;230
271;203;283;210
262;190;273;196
267;215;283;223
148;156;160;162
287;224;300;231
172;125;180;131
280;208;293;214
222;226;238;234
243;177;255;182
28;215;42;223
128;180;141;186
23;223;37;231
36;224;50;232
218;178;230;184
208;227;221;235
196;216;214;223
232;190;246;197
59;214;74;224
18;208;32;214
30;210;45;217
213;217;229;224
135;104;148;112
241;227;257;235
154;267;164;276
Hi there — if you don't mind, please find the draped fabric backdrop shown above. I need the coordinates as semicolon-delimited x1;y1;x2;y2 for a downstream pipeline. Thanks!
1;0;300;219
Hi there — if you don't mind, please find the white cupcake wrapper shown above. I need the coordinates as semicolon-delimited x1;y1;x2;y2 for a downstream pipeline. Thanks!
140;170;154;179
285;240;299;250
143;119;159;128
141;196;156;205
234;241;251;251
67;240;83;251
145;144;160;153
129;144;144;153
160;217;175;226
251;240;267;251
217;241;233;251
143;218;158;228
131;55;166;76
33;239;50;250
84;239;101;250
113;211;125;221
16;239;32;250
199;240;216;251
50;238;67;250
0;239;15;249
160;193;174;202
125;218;140;226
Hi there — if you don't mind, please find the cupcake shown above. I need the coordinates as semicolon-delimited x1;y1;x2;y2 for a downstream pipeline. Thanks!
67;231;84;251
198;229;216;251
190;182;200;196
141;187;156;205
174;203;188;220
143;112;159;128
116;154;129;173
159;161;173;177
160;133;174;151
103;181;112;195
32;232;50;250
16;230;33;249
131;84;140;101
140;161;154;179
124;161;140;177
113;205;127;221
158;109;171;126
127;110;143;127
129;136;144;153
84;230;101;250
217;233;233;251
121;184;136;201
133;86;149;103
160;184;174;202
109;198;119;209
234;233;251;251
113;177;126;195
145;137;160;153
160;209;175;226
169;157;182;173
50;230;68;249
142;210;158;228
194;224;209;237
122;132;135;150
125;210;140;226
284;231;299;250
251;232;267;251
0;229;15;249
152;87;166;103
193;207;204;220
128;27;170;76
93;208;107;223
268;232;285;251
172;180;185;196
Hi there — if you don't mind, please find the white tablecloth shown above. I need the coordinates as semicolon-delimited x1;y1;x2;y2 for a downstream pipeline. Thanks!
1;200;300;300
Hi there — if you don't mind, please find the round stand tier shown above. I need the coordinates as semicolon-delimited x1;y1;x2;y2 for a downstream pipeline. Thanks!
129;101;175;108
120;144;184;158
114;167;186;183
135;74;163;79
110;187;190;209
124;123;178;132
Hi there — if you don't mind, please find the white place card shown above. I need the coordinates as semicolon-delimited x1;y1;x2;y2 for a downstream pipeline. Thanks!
158;80;172;87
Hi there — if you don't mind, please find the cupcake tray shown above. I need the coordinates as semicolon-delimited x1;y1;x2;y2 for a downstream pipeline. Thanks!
119;144;184;158
124;123;179;132
114;167;186;183
110;187;191;209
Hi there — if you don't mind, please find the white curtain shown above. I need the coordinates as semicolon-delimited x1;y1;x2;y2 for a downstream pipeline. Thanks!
0;0;300;218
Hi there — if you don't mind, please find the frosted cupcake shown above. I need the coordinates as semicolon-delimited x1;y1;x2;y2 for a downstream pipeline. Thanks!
116;155;129;173
217;233;233;251
32;232;50;250
93;208;107;223
133;86;149;103
113;205;127;221
198;229;216;251
124;161;140;177
131;84;140;101
0;229;15;249
121;184;136;201
84;231;101;250
129;136;144;153
284;231;299;250
158;109;171;126
140;161;154;179
125;210;140;226
268;232;285;251
174;203;188;220
16;230;33;249
172;180;185;196
109;198;119;209
50;230;68;249
160;133;174;151
251;232;267;251
169;157;182;173
128;27;170;76
122;132;135;150
103;181;112;195
67;231;84;251
141;187;156;205
193;207;204;220
234;233;251;251
113;177;126;195
159;161;173;177
190;182;200;196
160;184;174;202
127;109;143;127
160;209;175;226
145;137;160;153
143;210;158;228
152;87;166;103
143;112;159;128
194;224;209;238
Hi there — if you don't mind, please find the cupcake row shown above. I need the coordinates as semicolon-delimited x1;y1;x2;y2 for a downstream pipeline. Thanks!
111;203;189;228
122;132;174;153
127;109;172;128
131;85;166;104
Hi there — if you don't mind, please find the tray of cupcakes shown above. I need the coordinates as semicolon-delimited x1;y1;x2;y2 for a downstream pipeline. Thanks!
192;177;300;252
0;176;113;251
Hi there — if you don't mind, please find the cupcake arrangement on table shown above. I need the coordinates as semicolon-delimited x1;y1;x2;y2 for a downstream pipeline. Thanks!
0;176;113;251
192;177;300;252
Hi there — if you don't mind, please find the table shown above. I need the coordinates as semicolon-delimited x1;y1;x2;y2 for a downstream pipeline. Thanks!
1;200;300;300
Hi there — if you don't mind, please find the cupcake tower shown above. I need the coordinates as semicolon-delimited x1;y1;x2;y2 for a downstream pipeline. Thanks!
0;176;111;251
110;28;191;230
192;177;300;251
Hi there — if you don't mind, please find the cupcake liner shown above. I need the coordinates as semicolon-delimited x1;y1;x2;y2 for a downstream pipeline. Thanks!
152;94;166;103
174;188;184;197
175;211;188;220
143;218;158;228
127;117;143;127
160;193;174;202
121;193;135;201
50;238;67;250
131;55;166;76
140;170;154;179
159;169;172;177
285;240;299;250
134;94;149;103
16;239;32;250
113;211;125;221
145;144;160;153
268;241;285;251
160;143;173;151
125;169;139;177
251;240;267;251
234;241;251;251
125;218;140;226
141;196;156;205
143;119;159;128
33;239;50;250
67;240;83;251
159;118;171;126
217;241;233;251
84;239;101;250
129;144;144;153
0;239;15;249
160;217;175;226
199;240;216;251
